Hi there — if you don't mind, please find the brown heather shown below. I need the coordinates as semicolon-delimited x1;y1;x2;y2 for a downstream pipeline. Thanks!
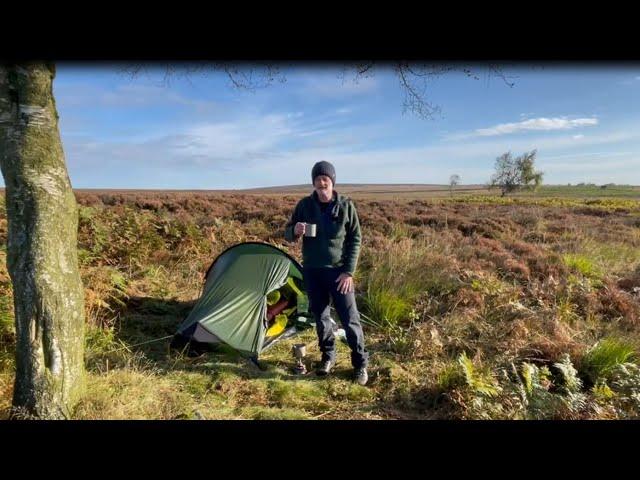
1;189;639;419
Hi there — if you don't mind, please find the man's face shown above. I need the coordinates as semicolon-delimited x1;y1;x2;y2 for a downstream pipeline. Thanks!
313;175;333;197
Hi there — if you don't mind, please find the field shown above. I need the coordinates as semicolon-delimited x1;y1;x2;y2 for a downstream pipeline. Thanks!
1;185;640;419
81;183;640;201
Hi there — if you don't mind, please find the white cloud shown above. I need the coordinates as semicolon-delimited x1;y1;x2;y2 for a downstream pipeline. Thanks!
472;117;598;137
170;113;295;160
297;130;328;138
63;113;296;175
59;100;640;188
573;134;585;140
64;121;640;186
241;126;640;185
247;148;640;187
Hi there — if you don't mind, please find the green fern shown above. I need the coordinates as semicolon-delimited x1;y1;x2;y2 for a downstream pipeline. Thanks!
521;362;535;395
515;362;563;419
592;379;615;402
610;363;640;417
554;354;583;393
553;354;589;415
458;352;502;398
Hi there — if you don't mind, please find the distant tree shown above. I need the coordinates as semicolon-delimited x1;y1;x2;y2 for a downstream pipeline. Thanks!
489;150;543;197
449;174;461;196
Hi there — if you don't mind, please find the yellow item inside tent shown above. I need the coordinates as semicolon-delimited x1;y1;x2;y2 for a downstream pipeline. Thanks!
264;277;305;338
265;313;288;337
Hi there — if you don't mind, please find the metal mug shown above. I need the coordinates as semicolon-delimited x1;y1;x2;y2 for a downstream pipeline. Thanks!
292;344;307;359
292;343;307;375
304;223;317;237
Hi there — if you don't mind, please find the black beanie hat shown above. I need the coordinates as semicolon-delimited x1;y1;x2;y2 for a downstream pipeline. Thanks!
311;161;336;186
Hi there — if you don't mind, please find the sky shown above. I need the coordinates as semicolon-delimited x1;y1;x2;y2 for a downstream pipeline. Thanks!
17;63;640;189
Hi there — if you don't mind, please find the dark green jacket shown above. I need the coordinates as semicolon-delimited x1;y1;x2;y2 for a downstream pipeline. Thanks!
284;191;362;276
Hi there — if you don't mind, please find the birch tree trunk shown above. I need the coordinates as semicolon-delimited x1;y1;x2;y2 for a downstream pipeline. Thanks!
0;63;85;419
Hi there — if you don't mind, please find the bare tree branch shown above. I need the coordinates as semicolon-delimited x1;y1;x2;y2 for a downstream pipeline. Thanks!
487;63;517;88
356;62;375;76
387;62;516;119
393;62;445;119
121;62;516;120
120;62;287;91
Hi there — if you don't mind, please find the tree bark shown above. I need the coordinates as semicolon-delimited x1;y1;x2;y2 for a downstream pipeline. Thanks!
0;63;85;419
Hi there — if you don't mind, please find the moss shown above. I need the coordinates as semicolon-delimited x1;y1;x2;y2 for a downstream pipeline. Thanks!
1;63;85;418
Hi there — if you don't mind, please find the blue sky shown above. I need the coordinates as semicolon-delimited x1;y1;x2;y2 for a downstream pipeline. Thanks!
26;63;640;188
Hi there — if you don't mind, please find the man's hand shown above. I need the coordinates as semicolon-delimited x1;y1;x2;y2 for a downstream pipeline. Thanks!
294;222;306;236
335;273;354;294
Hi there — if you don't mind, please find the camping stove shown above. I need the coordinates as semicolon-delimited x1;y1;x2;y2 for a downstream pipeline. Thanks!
292;344;307;375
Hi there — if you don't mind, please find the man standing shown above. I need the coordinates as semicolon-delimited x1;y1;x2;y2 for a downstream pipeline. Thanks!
284;161;369;385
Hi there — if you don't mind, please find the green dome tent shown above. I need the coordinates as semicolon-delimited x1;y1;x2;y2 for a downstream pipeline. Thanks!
171;242;311;359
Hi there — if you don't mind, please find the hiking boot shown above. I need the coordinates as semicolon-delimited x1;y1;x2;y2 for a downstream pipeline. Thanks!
354;367;368;386
316;359;334;376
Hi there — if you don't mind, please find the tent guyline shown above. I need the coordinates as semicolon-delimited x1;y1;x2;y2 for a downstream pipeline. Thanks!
97;335;175;356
